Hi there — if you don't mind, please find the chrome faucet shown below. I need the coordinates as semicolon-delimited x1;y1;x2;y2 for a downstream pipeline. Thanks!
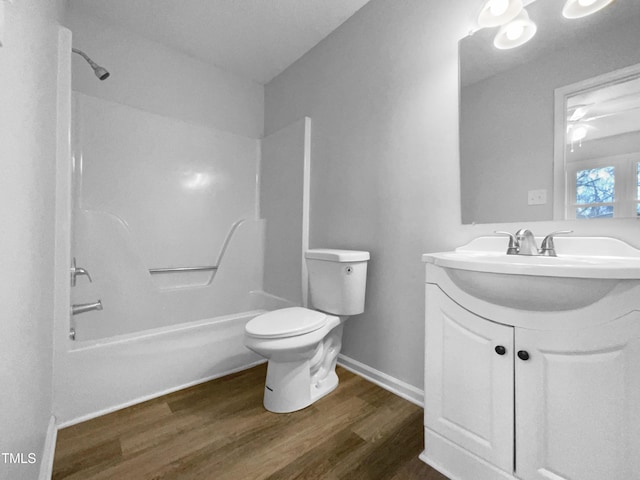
72;300;103;316
496;229;572;256
515;229;538;255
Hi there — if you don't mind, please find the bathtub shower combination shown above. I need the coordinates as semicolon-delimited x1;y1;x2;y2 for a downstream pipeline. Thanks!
55;91;295;425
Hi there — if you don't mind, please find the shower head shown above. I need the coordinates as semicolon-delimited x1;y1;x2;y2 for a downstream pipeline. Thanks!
72;48;110;81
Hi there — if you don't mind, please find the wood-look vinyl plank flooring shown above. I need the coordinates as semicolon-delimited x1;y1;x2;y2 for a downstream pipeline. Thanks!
53;364;449;480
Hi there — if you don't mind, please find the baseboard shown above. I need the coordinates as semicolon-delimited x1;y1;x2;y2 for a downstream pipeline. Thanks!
337;354;424;407
38;416;57;480
57;359;266;429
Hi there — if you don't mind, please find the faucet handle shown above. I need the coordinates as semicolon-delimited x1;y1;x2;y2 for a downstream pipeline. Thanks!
539;230;573;256
71;257;93;286
494;231;519;255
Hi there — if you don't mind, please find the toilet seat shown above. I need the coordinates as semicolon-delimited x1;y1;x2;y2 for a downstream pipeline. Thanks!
245;307;327;339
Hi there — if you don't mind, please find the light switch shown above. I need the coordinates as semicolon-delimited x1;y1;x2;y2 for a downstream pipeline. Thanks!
527;189;547;205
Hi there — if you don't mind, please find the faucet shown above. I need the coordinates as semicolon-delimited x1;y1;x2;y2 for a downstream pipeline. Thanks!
515;229;538;256
72;300;103;316
496;229;573;256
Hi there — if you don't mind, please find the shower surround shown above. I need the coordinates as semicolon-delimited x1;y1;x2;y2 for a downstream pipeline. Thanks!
55;90;290;425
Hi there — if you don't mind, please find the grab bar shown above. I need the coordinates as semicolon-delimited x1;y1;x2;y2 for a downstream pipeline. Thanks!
148;219;245;276
149;266;218;274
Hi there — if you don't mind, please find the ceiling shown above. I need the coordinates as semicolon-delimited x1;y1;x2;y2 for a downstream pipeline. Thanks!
66;0;372;84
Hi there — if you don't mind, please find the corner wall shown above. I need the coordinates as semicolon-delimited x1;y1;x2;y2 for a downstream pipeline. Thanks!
264;0;640;392
0;1;62;478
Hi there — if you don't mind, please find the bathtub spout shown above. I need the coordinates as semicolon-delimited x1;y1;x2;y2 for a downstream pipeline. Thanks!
72;300;103;315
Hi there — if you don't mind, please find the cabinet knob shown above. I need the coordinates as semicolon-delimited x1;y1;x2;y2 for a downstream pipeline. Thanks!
495;345;507;355
517;350;530;361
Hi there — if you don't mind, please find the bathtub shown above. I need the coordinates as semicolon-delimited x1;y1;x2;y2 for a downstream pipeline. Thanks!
55;310;268;427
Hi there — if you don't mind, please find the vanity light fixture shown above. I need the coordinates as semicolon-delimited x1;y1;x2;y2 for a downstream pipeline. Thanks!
562;0;615;19
493;9;537;49
478;0;524;27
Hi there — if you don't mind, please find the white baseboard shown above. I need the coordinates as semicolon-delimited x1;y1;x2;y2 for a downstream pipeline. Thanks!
38;416;57;480
337;354;424;407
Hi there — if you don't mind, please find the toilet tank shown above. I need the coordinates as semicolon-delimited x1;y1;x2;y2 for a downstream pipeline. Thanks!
305;249;370;316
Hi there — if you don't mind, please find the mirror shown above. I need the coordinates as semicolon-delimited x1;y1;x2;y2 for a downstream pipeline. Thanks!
459;0;640;224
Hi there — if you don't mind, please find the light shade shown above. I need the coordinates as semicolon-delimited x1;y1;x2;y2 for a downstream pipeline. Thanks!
494;9;537;49
478;0;524;28
562;0;615;19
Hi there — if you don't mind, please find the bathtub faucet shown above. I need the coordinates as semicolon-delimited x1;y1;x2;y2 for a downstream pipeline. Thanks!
72;300;103;315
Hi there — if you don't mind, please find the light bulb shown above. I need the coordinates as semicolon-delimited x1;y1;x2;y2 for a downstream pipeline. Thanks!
506;23;524;40
493;9;536;49
489;0;509;16
563;0;614;19
478;0;523;28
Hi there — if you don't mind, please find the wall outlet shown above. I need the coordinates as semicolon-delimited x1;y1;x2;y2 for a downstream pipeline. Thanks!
528;189;547;205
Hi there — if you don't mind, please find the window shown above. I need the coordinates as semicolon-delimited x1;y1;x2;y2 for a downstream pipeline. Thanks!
566;154;640;219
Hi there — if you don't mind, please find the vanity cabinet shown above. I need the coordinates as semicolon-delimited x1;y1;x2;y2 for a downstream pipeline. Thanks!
423;284;640;480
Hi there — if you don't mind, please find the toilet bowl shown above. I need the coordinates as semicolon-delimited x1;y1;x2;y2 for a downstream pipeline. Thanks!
244;249;369;413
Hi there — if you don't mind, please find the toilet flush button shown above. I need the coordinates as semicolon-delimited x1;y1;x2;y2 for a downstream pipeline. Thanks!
345;266;353;274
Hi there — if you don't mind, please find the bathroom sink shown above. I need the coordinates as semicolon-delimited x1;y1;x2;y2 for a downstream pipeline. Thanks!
423;236;640;311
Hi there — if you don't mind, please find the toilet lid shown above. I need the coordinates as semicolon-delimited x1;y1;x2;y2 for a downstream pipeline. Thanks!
245;307;327;339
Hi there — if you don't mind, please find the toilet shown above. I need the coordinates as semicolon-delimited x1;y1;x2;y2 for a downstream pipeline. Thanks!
244;249;370;413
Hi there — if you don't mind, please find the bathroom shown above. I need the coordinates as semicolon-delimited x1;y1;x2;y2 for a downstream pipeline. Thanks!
2;0;639;479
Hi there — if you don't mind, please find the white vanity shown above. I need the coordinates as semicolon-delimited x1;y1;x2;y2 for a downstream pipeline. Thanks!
420;235;640;480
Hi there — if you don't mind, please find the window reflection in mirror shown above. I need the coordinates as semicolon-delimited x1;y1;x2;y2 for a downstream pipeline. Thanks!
555;65;640;219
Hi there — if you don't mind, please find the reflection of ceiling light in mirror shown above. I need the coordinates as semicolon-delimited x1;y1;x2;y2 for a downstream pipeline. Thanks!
478;0;523;27
569;105;589;121
571;125;588;142
562;0;615;19
568;123;589;151
493;9;537;49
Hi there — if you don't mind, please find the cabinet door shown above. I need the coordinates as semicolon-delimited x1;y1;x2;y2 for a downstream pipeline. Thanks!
515;311;640;480
425;285;514;473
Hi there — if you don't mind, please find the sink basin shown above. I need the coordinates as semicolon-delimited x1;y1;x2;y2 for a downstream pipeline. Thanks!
423;236;640;311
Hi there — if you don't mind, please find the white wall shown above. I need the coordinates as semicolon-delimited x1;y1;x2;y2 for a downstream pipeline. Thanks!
64;10;264;138
0;1;64;479
265;0;640;391
261;118;311;306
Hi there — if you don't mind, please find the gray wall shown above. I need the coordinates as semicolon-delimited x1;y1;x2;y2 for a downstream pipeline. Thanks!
0;1;64;478
265;0;640;391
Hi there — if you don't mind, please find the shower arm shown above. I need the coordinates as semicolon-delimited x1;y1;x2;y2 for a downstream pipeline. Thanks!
72;48;97;68
72;47;110;80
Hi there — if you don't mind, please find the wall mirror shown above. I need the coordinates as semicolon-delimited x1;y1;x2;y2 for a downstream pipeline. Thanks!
459;0;640;224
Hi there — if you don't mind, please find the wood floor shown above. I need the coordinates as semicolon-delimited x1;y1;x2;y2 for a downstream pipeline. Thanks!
52;364;449;480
